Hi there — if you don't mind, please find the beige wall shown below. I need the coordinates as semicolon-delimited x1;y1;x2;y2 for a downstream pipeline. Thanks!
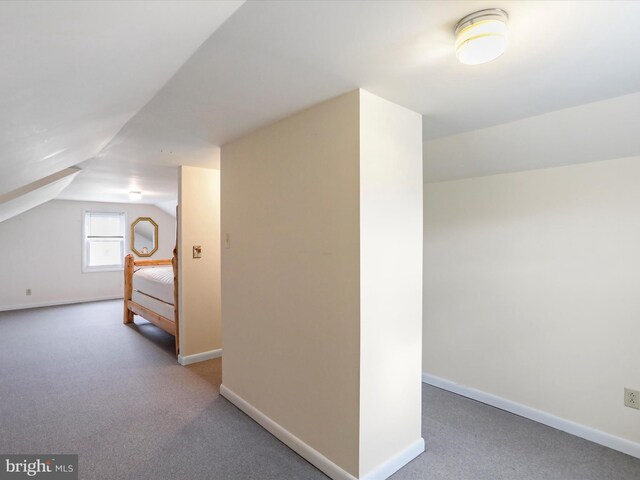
221;89;423;479
358;91;423;476
0;199;175;310
178;166;221;357
423;155;640;445
222;91;362;476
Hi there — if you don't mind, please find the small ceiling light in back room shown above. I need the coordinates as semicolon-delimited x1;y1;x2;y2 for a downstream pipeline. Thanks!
455;8;508;65
129;191;142;201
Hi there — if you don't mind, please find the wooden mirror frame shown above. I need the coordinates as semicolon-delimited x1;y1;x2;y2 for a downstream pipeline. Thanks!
131;217;158;257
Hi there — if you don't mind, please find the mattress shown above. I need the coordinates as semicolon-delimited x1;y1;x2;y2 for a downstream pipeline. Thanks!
132;266;174;305
132;290;175;322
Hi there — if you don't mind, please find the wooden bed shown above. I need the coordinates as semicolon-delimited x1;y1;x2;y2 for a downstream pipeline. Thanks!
123;247;179;354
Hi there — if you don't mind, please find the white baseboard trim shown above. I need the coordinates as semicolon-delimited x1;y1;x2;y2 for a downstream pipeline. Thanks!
220;384;423;480
361;438;425;480
0;296;122;312
178;348;223;366
422;372;640;460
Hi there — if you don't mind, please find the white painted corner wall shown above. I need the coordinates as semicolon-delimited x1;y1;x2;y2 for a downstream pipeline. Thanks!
358;90;424;477
422;156;640;457
178;165;221;358
221;89;424;479
0;199;175;311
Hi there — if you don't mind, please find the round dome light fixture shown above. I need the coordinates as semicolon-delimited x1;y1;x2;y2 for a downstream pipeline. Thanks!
455;8;508;65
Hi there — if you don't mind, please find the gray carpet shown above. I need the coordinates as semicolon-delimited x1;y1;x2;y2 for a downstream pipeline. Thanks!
0;300;638;480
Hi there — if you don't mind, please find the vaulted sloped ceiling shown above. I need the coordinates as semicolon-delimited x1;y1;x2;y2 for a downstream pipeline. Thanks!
61;0;640;204
0;0;244;214
0;167;80;223
3;0;640;214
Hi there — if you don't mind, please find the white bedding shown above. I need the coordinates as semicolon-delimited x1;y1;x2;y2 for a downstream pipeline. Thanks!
132;266;174;305
132;290;175;322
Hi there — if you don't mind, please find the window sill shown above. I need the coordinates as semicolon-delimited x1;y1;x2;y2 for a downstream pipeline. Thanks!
82;266;124;274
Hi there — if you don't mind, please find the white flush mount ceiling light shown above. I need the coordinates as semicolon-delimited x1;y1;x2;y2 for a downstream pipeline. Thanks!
455;8;508;65
129;191;142;201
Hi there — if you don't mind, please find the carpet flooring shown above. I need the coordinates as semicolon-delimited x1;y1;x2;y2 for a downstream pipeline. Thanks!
1;300;639;480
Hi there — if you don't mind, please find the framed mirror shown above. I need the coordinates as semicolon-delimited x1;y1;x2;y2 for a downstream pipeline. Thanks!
131;217;158;257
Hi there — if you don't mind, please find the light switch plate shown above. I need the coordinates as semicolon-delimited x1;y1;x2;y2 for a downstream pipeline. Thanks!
193;245;202;258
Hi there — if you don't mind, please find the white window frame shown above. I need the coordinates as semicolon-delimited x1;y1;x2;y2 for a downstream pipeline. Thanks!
82;210;127;273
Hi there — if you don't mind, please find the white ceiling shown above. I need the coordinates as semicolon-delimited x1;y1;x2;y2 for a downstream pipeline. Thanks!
425;92;640;183
4;1;640;207
0;0;243;200
0;167;80;223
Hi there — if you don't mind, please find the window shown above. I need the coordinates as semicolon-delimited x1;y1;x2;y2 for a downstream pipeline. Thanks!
83;211;126;272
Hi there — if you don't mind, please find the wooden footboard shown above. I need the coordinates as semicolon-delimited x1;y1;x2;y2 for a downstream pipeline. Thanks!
124;247;179;355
